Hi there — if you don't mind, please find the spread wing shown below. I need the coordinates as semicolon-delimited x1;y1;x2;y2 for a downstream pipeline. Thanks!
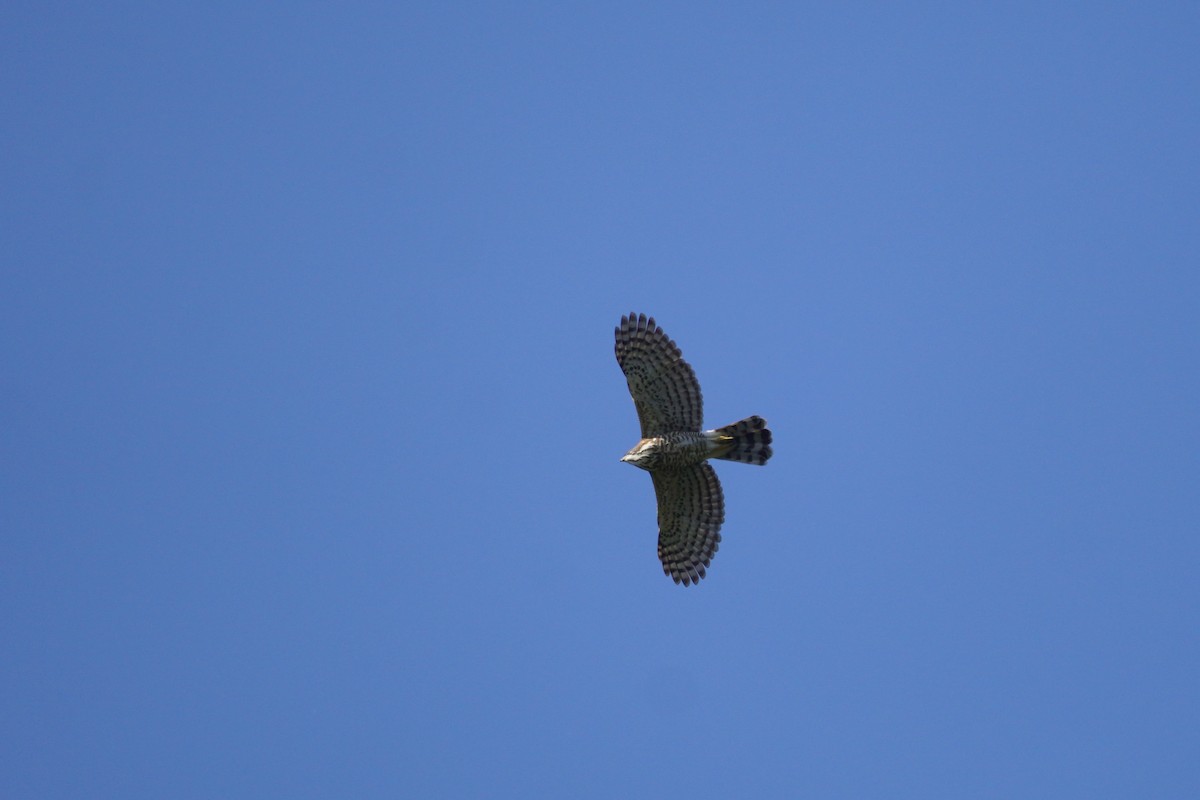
614;312;704;436
652;464;724;586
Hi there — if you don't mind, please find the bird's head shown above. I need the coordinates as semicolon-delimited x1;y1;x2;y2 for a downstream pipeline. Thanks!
620;439;660;471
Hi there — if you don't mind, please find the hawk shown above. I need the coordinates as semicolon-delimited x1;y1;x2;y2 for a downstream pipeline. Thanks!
615;312;772;585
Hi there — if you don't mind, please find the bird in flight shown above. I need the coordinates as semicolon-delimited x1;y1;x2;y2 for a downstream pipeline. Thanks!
615;312;772;585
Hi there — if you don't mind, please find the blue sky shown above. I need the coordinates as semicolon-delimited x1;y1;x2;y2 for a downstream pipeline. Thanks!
3;3;1198;797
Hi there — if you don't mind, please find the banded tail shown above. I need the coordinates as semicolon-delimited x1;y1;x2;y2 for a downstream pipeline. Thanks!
711;416;773;465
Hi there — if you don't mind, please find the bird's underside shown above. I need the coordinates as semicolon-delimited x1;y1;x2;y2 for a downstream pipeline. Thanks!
615;312;772;586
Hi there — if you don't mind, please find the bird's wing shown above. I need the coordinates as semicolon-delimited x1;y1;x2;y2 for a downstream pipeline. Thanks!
615;312;704;436
652;463;725;586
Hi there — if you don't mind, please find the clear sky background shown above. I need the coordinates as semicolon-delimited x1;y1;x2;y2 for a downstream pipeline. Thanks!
3;3;1198;798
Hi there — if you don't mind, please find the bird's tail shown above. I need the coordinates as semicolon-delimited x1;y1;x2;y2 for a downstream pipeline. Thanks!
711;416;773;465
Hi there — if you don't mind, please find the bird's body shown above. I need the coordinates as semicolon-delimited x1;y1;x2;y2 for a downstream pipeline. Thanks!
621;424;771;471
621;431;718;471
615;312;773;585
